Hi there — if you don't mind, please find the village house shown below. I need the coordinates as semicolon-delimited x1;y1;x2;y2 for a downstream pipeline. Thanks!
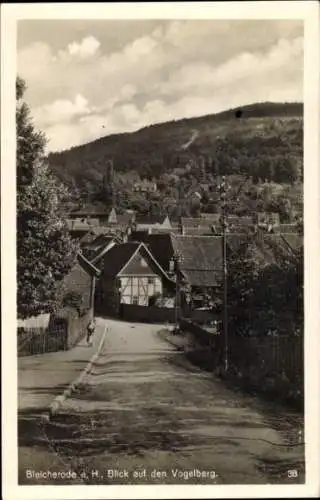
180;217;215;236
134;214;172;232
60;252;101;313
68;208;136;243
66;217;101;240
95;241;175;316
67;205;110;223
133;179;157;193
105;207;136;226
171;235;224;310
180;214;257;236
18;252;101;354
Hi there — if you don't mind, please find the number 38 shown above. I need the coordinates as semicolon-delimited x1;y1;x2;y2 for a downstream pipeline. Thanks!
288;469;298;478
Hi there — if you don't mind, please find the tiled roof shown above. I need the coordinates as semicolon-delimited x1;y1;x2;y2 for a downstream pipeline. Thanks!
57;252;100;310
81;235;116;263
130;227;180;240
142;233;175;272
149;227;181;235
101;242;174;283
103;242;141;277
111;213;135;226
171;235;223;287
70;229;91;240
79;226;121;243
183;226;215;236
66;219;100;230
77;253;101;277
181;217;207;227
182;215;255;230
129;230;150;241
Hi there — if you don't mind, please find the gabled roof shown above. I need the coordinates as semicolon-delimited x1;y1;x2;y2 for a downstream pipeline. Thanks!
57;252;100;302
117;213;134;226
70;229;91;240
79;231;97;245
134;233;175;271
79;227;121;244
84;234;114;249
171;235;223;287
102;242;174;282
77;252;101;277
103;242;141;277
81;235;118;264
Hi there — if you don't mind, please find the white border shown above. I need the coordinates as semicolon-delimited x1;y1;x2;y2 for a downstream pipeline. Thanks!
2;2;320;499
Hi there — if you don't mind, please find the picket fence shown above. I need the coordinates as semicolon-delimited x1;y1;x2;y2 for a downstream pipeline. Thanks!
17;325;66;356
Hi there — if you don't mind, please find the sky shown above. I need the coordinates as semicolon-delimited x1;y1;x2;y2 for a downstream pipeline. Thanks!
17;20;304;152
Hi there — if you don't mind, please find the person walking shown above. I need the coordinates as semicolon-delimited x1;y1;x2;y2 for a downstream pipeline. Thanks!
86;318;96;346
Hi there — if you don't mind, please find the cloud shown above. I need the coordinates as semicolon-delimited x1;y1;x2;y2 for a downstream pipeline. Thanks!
158;36;303;98
67;36;100;58
33;94;91;127
18;21;303;151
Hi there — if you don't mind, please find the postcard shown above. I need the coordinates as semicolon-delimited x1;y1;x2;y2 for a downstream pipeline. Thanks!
1;2;320;499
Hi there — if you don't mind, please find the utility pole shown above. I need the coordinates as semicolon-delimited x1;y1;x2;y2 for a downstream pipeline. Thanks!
220;175;229;372
173;250;183;332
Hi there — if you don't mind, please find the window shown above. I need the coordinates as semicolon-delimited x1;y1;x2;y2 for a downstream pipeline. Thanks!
148;277;155;285
140;258;148;268
132;296;139;305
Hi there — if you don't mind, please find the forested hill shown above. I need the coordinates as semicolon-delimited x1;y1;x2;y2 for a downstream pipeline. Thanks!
47;102;303;220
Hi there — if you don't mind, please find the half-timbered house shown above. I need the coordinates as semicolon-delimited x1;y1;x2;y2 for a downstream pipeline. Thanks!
95;242;175;316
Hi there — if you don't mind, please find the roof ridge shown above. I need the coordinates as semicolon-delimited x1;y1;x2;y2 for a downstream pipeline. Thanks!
77;252;101;277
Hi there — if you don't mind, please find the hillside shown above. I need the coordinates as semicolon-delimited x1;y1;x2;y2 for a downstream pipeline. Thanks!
48;102;303;220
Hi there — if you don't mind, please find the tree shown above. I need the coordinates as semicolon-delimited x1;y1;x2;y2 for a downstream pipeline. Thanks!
17;77;78;319
226;241;260;335
16;76;46;187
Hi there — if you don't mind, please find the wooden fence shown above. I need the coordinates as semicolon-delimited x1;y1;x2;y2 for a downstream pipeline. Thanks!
18;325;66;356
180;319;303;382
121;304;176;323
18;307;93;357
228;334;303;381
